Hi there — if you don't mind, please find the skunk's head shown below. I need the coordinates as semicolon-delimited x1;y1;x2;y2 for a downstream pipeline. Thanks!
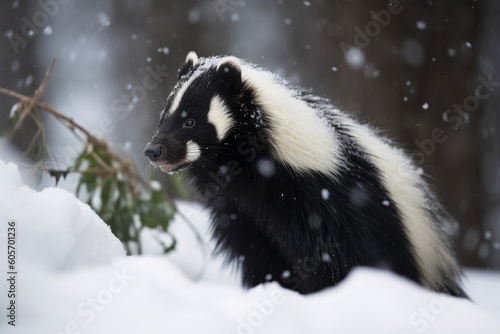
144;52;244;173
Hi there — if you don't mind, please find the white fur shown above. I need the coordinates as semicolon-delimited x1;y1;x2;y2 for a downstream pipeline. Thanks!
346;121;459;290
185;140;201;162
217;56;240;72
240;57;458;289
186;51;199;65
169;72;200;116
170;55;343;175
168;52;200;116
208;95;234;141
168;53;460;291
241;66;344;176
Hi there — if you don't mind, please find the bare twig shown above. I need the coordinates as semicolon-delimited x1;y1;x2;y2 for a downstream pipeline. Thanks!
7;58;56;143
0;60;209;274
0;84;140;186
45;167;119;176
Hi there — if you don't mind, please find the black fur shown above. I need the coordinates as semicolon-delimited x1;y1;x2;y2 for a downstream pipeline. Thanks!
146;54;467;297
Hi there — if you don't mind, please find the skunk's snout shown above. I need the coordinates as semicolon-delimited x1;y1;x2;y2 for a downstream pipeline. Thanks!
144;144;165;162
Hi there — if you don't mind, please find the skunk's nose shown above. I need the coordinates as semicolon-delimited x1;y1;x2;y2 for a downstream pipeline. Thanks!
144;144;164;162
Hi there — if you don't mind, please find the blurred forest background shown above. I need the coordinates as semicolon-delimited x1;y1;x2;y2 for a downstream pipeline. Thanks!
1;0;499;270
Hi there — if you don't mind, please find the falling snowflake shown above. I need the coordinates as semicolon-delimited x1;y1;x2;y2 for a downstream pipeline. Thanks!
157;47;169;55
344;47;365;69
97;12;111;27
416;21;427;30
257;158;276;178
43;26;53;35
321;189;330;200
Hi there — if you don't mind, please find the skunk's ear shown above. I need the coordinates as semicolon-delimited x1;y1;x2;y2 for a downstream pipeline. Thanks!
214;56;242;97
178;51;198;79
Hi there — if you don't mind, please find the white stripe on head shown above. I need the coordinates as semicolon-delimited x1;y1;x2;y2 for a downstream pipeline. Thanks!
169;52;200;116
169;72;201;116
207;95;234;141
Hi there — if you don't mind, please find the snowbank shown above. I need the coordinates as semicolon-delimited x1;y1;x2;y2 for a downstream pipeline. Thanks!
0;161;126;271
0;160;499;334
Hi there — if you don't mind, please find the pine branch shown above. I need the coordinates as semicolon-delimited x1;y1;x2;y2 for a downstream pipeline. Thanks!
0;59;209;269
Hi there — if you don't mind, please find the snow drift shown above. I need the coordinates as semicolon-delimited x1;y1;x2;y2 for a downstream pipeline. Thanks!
0;160;499;334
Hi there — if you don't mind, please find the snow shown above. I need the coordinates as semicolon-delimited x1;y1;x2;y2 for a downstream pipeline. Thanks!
1;159;500;333
256;158;276;178
416;21;427;30
43;26;53;35
230;12;240;22
24;74;33;87
321;188;330;200
157;47;170;55
344;47;366;69
0;161;125;272
9;103;19;118
97;12;111;27
188;7;201;24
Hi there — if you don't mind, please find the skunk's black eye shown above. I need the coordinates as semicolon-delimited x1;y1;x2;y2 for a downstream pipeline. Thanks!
184;118;195;128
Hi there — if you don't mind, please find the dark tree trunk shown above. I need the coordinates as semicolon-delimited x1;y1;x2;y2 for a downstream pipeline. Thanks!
286;0;486;268
0;0;40;159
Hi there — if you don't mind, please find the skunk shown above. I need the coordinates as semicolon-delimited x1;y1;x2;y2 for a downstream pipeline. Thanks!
144;52;467;297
